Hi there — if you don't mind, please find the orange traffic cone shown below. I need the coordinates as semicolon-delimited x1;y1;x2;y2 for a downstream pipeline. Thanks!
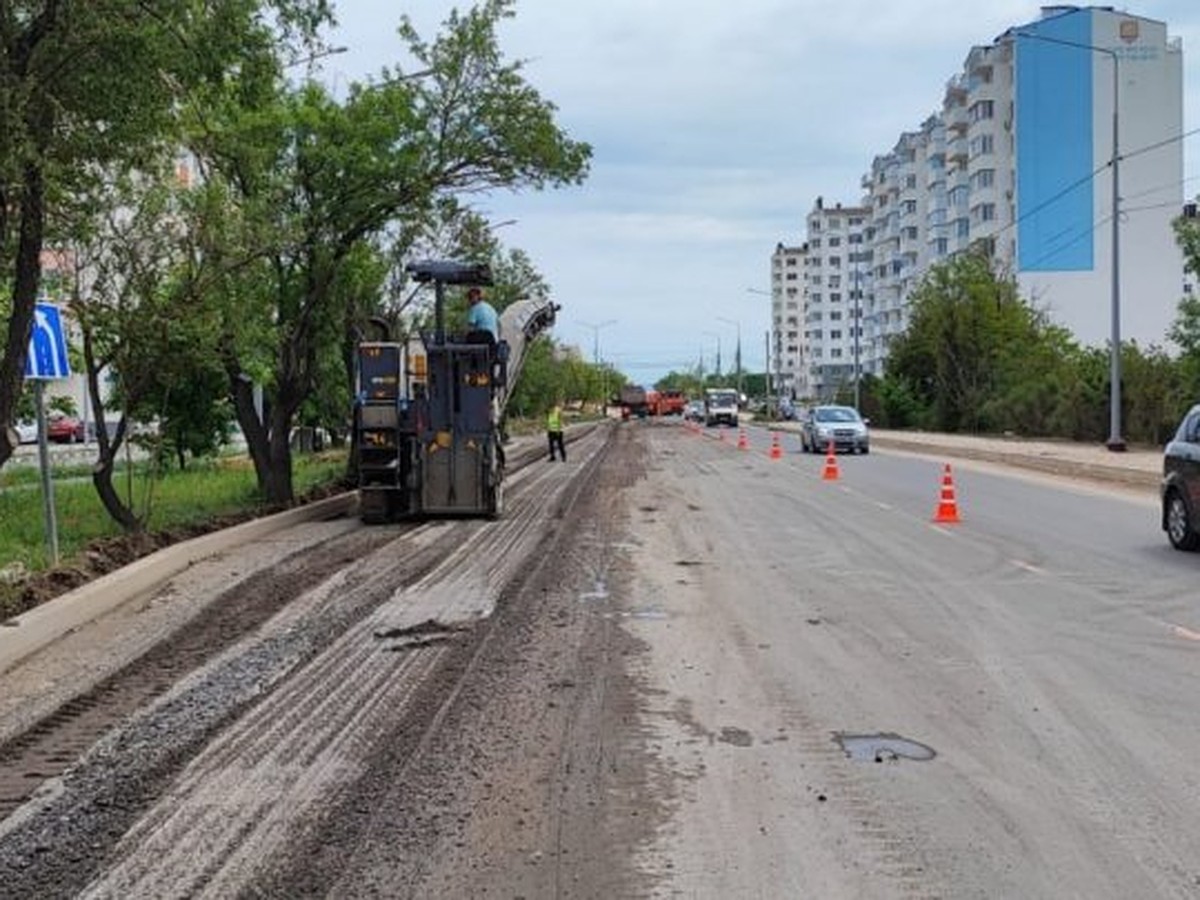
933;463;961;524
737;428;749;450
821;441;840;481
769;432;782;460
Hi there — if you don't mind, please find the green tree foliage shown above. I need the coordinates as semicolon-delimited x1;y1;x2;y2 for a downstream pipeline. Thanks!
0;1;331;468
883;251;1095;435
192;0;590;504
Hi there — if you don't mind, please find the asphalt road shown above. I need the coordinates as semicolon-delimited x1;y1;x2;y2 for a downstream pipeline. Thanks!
2;419;1197;898
616;420;1198;897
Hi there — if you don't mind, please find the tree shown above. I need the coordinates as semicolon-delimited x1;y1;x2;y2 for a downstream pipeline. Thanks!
0;1;332;469
885;251;1068;434
192;0;591;504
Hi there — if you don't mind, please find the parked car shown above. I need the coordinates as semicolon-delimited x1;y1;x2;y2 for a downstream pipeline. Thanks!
683;400;705;422
46;413;85;444
1162;403;1200;551
13;420;38;444
799;405;869;454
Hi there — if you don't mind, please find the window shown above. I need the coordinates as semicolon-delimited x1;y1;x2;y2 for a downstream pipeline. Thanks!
905;174;917;189
970;168;995;190
829;256;842;268
828;275;841;288
785;256;797;266
829;236;841;247
810;238;821;248
831;330;842;340
970;99;994;122
969;134;994;157
828;218;841;230
830;310;842;321
786;272;798;281
830;292;842;303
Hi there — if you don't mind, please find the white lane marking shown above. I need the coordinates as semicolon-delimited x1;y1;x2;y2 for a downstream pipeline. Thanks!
1171;624;1200;642
1011;560;1046;575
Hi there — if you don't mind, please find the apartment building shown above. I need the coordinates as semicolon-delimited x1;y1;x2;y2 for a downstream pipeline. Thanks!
770;242;805;398
774;5;1184;398
799;198;872;401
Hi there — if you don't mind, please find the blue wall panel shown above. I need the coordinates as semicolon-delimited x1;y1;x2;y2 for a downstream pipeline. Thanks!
1015;9;1094;271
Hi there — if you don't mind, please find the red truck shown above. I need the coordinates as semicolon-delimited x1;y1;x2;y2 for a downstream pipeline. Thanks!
647;389;686;417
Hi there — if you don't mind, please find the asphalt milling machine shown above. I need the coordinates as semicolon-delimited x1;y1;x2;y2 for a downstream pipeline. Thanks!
354;260;559;523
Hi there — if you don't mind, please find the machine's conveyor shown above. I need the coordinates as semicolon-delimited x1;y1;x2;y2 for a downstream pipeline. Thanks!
495;297;559;415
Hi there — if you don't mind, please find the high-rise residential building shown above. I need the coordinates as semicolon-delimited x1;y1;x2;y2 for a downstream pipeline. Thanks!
799;198;872;401
770;242;805;398
774;5;1185;399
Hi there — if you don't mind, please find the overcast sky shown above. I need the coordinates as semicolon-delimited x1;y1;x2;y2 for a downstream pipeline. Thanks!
326;1;1200;386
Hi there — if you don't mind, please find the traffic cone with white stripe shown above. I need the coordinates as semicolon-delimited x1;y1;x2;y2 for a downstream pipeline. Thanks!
769;432;782;460
933;463;961;524
821;441;840;481
737;428;749;450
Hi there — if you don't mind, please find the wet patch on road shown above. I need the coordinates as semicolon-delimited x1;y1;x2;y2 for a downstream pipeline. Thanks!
834;732;936;763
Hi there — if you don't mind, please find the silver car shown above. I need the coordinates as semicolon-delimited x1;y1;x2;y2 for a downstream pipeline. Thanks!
800;405;869;454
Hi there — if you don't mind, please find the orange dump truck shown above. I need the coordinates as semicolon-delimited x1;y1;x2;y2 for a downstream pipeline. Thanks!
647;389;686;416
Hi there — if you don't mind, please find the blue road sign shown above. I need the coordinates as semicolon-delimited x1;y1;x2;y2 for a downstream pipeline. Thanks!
24;303;71;380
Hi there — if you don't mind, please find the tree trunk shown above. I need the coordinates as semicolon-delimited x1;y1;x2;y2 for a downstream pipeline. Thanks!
92;453;142;533
0;161;47;470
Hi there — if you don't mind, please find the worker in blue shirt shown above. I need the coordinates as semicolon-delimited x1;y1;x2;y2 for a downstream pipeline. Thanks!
466;286;499;341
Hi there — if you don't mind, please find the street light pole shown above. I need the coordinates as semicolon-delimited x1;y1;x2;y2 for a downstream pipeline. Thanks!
1014;29;1124;451
746;287;773;407
717;316;742;397
853;259;862;412
580;319;616;408
703;330;722;381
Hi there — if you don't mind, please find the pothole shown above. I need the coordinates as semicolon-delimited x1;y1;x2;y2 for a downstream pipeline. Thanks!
834;732;935;763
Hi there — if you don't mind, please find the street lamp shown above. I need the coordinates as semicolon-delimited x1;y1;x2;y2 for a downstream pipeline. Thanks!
717;316;742;397
852;255;862;412
746;287;773;405
1013;28;1124;451
703;330;722;380
579;319;616;366
580;319;616;408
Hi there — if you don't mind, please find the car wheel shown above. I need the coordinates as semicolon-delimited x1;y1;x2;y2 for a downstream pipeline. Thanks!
1165;490;1200;551
861;445;870;455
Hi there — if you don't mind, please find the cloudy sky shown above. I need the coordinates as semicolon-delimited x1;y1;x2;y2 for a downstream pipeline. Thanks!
326;1;1200;386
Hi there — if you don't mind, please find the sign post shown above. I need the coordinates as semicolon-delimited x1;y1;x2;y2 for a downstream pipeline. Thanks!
24;303;72;566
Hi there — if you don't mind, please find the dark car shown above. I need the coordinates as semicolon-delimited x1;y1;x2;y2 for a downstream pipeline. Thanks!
799;405;869;454
46;414;85;444
1162;404;1200;551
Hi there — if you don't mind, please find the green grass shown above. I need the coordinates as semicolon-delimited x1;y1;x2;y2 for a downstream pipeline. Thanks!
0;449;350;578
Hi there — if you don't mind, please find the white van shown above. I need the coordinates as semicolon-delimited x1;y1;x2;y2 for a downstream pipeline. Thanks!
703;389;739;427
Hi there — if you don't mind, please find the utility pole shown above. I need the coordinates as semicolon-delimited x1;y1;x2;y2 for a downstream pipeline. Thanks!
853;259;861;412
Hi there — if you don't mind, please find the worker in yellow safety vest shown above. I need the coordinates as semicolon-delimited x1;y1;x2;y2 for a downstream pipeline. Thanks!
546;403;566;462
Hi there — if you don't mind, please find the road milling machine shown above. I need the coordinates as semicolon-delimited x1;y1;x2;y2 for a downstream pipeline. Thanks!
354;260;558;523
